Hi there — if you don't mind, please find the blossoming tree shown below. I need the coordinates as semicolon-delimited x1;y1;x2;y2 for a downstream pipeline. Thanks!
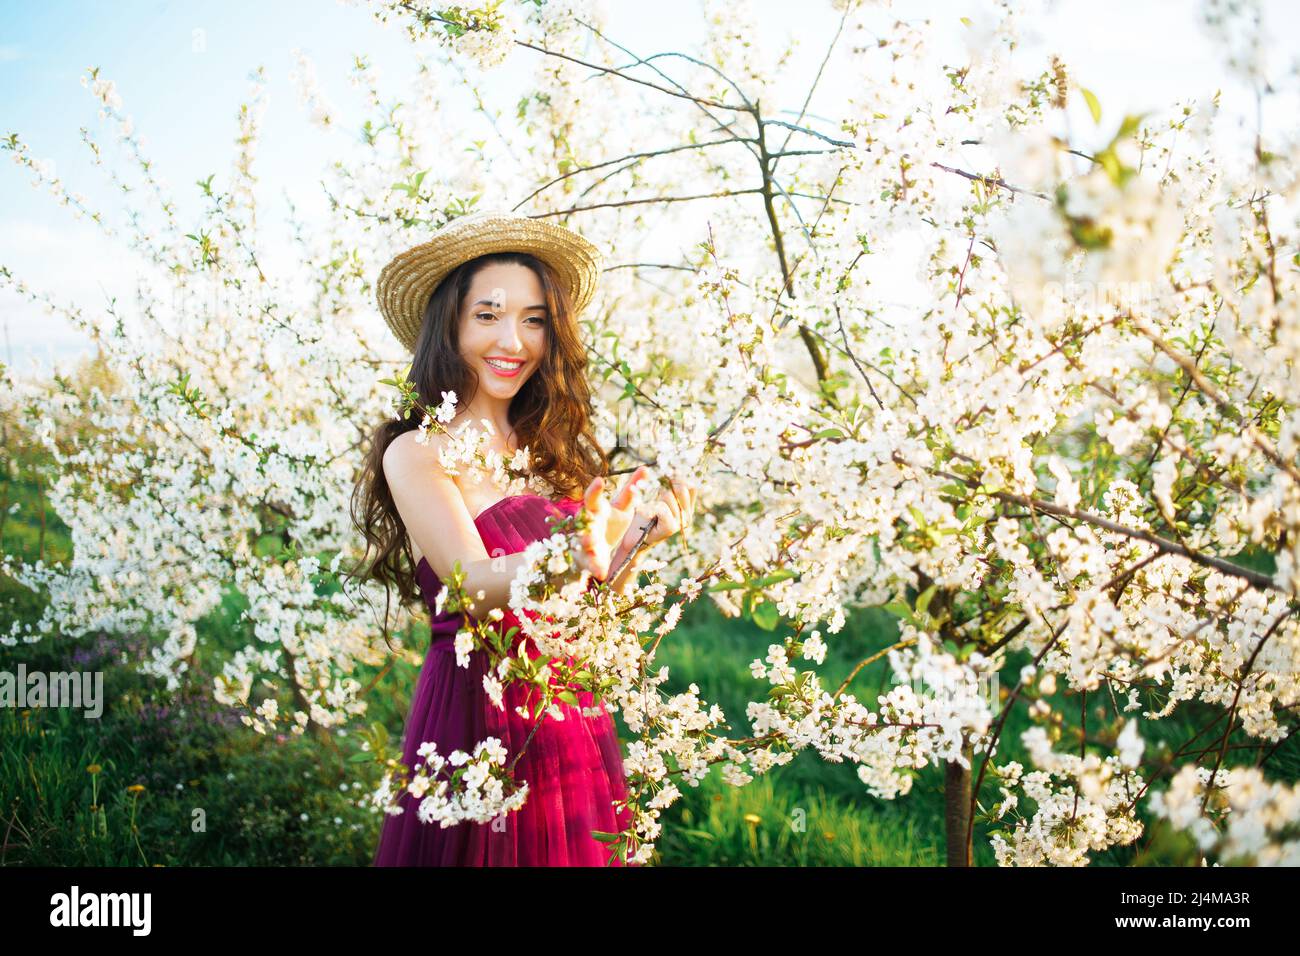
3;0;1298;866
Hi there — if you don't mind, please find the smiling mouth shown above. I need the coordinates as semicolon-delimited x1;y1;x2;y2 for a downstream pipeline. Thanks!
484;357;525;376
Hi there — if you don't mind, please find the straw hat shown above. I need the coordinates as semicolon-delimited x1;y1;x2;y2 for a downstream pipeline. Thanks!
376;210;603;353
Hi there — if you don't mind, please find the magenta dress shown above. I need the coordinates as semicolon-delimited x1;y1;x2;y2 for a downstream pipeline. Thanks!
372;493;635;866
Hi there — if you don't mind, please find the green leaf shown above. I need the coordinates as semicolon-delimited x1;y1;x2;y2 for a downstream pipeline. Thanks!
679;829;716;841
1098;149;1123;185
1115;113;1143;141
751;569;797;587
914;583;938;617
1080;87;1102;124
752;600;780;631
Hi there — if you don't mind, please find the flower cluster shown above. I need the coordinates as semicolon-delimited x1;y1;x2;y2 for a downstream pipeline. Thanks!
988;726;1146;866
392;1;523;70
372;736;529;826
1148;764;1300;866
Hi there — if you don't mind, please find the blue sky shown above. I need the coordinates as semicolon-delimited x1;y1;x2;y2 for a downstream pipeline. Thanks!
2;0;1297;374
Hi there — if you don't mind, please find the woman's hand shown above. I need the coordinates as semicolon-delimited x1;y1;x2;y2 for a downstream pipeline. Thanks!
573;465;650;580
626;476;698;549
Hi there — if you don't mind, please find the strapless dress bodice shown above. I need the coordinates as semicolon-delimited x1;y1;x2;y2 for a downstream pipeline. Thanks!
414;493;583;645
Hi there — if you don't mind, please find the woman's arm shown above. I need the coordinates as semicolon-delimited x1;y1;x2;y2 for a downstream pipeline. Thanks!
384;429;582;620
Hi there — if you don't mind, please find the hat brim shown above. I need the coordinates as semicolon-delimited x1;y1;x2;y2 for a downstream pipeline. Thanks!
377;211;603;353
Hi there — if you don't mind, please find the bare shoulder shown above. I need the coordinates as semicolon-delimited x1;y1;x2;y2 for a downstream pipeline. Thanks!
383;428;450;481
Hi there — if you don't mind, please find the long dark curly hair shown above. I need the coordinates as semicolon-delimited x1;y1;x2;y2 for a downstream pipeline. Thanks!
348;251;609;624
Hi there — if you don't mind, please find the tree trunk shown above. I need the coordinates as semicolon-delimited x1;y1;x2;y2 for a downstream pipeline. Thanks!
944;737;973;866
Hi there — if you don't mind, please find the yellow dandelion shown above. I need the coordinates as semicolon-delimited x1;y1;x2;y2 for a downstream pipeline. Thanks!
743;813;761;826
87;763;102;775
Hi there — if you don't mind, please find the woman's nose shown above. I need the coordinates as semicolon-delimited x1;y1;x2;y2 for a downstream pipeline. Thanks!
497;318;523;352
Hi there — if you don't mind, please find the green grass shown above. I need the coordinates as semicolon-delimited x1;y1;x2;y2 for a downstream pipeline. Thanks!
640;599;952;865
0;627;391;866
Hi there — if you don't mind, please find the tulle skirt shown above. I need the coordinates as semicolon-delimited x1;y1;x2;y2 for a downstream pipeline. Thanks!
372;637;634;867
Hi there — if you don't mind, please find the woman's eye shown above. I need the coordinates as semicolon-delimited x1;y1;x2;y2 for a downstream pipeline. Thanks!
474;311;545;325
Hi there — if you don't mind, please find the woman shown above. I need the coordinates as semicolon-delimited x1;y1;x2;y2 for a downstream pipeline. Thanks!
353;211;696;866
